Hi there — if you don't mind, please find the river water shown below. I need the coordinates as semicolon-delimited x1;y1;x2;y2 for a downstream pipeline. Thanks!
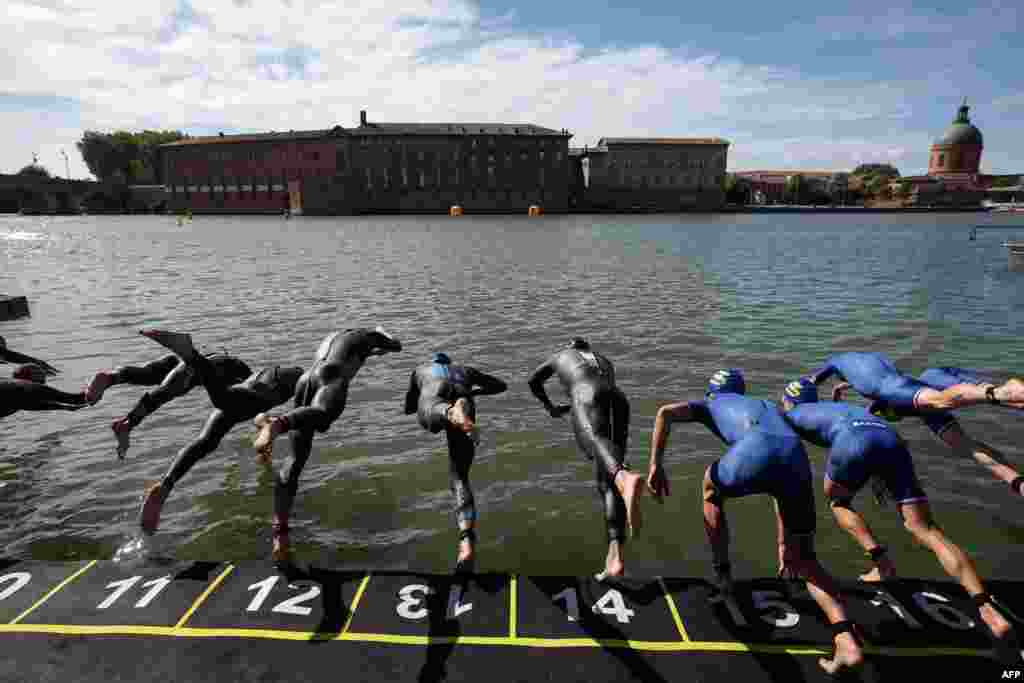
1;211;1023;581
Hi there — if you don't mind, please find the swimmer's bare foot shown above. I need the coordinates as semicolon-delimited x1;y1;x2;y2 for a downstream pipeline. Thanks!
139;329;195;361
818;628;864;675
447;398;475;433
595;559;625;583
616;470;644;539
272;533;291;565
112;417;132;459
978;597;1013;640
993;378;1024;409
253;413;279;465
139;481;168;535
85;370;116;404
858;556;896;582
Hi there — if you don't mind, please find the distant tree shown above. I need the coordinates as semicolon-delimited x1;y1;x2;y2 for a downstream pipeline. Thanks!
852;163;900;178
723;173;751;204
17;164;51;179
76;130;186;184
785;174;806;204
990;176;1021;188
894;181;912;199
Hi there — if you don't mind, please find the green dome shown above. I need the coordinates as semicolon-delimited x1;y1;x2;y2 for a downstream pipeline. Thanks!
934;101;983;146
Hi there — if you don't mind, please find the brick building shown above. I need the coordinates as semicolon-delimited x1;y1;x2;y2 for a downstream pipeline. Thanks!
578;138;729;211
161;111;571;215
733;170;838;204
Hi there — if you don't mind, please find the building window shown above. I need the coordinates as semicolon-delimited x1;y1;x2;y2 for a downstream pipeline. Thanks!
520;150;528;162
418;170;425;188
418;151;425;162
539;150;545;161
556;150;562;162
365;168;372;189
654;175;661;185
401;166;408;186
538;167;545;185
472;139;478;149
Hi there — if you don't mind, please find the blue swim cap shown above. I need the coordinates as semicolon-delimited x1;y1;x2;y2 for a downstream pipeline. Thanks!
432;352;451;365
782;377;818;405
707;369;745;396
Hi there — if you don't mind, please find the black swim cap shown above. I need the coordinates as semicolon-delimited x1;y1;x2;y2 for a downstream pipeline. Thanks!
568;337;589;350
433;352;451;365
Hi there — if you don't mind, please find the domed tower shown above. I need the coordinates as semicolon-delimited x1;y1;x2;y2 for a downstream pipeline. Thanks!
928;98;983;176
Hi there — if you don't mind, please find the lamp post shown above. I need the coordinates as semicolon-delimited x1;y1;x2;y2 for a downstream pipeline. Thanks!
60;149;70;181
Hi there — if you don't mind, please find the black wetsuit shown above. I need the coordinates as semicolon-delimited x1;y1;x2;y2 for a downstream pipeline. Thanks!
0;380;89;419
112;353;252;428
159;354;302;495
528;347;630;543
0;336;59;375
270;328;402;534
403;360;507;525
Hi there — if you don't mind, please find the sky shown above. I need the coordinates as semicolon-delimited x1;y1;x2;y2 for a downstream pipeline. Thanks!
2;0;1021;179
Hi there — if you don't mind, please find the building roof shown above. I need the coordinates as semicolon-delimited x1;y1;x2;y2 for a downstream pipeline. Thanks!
162;120;569;147
933;100;983;146
597;137;729;146
733;170;839;178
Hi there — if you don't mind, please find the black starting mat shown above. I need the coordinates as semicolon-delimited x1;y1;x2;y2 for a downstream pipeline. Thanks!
0;559;1021;682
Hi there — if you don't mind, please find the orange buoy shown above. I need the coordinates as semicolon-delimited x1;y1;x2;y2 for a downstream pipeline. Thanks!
528;205;543;216
450;205;464;216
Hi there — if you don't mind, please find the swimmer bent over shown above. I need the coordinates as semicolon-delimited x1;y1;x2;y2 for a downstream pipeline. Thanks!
136;329;303;536
528;337;645;581
405;352;507;572
647;370;863;675
251;327;401;564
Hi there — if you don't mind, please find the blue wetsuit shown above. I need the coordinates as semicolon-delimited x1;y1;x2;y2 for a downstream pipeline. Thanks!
691;393;816;535
810;352;935;413
784;402;927;505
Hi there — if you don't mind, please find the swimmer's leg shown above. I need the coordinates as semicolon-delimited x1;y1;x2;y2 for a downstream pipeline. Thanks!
702;465;731;591
140;410;234;535
255;374;345;461
87;354;180;403
594;457;627;581
112;360;196;458
900;500;1012;640
272;428;315;565
937;421;1023;496
446;426;477;571
610;388;643;538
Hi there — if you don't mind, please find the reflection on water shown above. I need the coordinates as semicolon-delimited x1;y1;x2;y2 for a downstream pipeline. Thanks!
0;212;1022;580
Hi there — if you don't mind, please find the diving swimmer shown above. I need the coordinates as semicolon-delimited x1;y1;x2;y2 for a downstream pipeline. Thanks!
134;329;303;536
1;364;90;419
646;369;863;675
0;336;59;375
404;352;508;572
811;353;1024;496
527;337;645;581
780;377;1013;643
810;351;1024;411
250;327;402;563
85;352;252;458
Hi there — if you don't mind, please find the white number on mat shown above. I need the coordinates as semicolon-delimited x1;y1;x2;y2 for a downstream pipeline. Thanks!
246;576;321;616
553;586;580;622
592;589;634;624
751;590;800;628
0;573;31;601
396;584;432;620
97;576;171;610
912;591;975;631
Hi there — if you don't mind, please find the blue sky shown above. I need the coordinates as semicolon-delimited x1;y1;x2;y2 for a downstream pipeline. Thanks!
2;0;1021;179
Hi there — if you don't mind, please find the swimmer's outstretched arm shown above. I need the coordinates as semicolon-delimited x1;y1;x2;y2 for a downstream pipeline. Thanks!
467;369;507;397
646;402;699;500
527;359;568;417
808;361;840;386
0;340;59;376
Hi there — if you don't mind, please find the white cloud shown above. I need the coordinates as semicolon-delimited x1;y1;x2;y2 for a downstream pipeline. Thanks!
0;0;1019;179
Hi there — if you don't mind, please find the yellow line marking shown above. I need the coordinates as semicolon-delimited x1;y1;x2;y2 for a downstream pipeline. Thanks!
508;574;517;638
340;573;371;636
9;560;97;625
657;576;690;642
173;564;235;629
0;622;994;657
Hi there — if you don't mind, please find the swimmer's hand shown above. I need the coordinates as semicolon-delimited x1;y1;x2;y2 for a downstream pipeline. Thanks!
547;405;570;418
832;382;851;402
646;464;670;502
